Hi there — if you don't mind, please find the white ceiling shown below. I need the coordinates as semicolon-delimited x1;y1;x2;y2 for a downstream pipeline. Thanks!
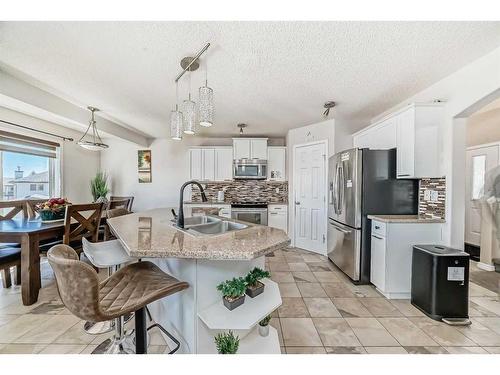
0;21;499;139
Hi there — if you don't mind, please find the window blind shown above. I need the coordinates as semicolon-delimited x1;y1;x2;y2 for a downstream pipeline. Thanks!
0;130;60;158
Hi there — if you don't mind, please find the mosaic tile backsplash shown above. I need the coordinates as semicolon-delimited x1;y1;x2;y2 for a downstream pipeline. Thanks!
191;180;288;203
418;178;446;219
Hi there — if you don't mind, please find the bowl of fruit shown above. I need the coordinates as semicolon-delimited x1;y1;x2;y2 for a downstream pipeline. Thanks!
35;198;71;222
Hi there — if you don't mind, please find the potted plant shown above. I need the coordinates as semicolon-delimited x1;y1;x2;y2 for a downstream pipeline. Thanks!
90;171;109;204
217;277;247;311
258;315;272;337
35;198;71;221
244;267;271;298
214;330;239;354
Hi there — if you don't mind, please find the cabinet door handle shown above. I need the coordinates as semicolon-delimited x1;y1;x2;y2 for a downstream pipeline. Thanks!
397;174;410;177
372;235;384;240
270;212;278;215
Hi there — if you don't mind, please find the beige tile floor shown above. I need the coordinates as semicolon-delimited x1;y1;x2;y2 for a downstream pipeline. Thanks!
265;247;500;354
0;258;170;354
0;246;499;354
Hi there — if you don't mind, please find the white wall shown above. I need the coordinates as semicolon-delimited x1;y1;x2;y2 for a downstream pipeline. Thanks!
100;136;286;212
286;119;335;250
367;46;500;249
0;106;100;203
466;108;500;147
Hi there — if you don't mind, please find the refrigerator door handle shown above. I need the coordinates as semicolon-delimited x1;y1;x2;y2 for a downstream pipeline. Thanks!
329;220;351;234
338;163;345;215
332;164;339;214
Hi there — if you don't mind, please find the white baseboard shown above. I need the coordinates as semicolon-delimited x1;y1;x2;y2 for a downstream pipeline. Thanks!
477;262;496;272
375;288;411;300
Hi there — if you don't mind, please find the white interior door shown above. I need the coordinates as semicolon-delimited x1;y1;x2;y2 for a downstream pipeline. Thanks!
465;145;499;246
293;142;327;254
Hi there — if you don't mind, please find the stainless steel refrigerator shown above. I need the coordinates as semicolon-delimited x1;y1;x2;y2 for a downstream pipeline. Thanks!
327;148;418;283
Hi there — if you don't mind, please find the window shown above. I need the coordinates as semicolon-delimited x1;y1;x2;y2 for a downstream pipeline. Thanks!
471;154;486;200
0;130;61;201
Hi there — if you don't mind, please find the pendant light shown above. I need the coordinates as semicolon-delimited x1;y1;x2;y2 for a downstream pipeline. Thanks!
78;106;109;151
170;81;183;140
182;73;196;135
199;61;214;127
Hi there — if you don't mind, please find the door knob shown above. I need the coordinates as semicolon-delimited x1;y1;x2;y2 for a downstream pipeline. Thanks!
295;201;301;205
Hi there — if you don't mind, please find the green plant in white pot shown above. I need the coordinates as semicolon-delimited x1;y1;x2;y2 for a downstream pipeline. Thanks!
258;315;272;337
90;172;109;204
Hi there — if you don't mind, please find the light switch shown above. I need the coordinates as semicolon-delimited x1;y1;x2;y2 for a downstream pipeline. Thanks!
424;190;431;201
430;190;439;202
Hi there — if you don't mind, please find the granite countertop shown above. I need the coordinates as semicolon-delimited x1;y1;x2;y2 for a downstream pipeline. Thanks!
107;208;290;260
183;200;231;205
367;214;445;223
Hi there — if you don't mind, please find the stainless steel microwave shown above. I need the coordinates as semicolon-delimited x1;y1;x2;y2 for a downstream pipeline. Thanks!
233;159;267;180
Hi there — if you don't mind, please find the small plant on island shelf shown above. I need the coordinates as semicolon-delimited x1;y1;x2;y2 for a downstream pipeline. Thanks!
35;198;71;221
217;277;247;311
214;330;239;354
258;314;272;337
244;267;271;298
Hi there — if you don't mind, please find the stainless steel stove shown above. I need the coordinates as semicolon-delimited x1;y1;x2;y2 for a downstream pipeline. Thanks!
230;202;268;225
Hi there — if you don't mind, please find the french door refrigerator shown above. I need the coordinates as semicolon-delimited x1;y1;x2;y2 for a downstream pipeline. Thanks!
327;148;418;283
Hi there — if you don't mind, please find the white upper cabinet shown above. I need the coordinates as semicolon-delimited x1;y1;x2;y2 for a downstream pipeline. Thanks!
267;146;286;180
214;147;233;181
190;147;233;181
395;104;442;179
189;148;203;180
352;103;443;179
250;139;268;159
232;138;268;160
202;148;215;181
353;117;396;150
233;139;251;159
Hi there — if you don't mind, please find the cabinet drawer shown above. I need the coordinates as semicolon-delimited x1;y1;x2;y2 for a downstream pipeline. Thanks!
268;204;287;213
371;220;386;237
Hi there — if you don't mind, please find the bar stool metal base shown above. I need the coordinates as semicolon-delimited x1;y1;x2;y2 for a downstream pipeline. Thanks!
84;313;133;335
91;330;136;354
84;320;114;335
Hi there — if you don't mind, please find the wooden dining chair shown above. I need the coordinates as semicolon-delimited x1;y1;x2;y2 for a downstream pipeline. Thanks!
107;198;130;210
63;203;104;253
0;200;27;221
25;199;46;220
0;201;25;287
109;196;134;211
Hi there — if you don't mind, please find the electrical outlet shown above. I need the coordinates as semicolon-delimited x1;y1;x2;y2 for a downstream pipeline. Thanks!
424;190;431;201
430;190;439;202
275;188;280;193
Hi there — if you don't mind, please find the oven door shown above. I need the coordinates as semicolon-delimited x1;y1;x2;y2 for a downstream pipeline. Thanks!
233;163;267;179
231;208;268;225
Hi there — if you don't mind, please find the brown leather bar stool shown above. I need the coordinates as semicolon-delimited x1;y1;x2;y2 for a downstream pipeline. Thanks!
48;244;189;354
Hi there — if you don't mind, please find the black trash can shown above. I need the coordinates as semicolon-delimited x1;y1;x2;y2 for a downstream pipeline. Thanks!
411;245;470;324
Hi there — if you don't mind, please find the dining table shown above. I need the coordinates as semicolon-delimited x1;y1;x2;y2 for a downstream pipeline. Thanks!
0;214;107;306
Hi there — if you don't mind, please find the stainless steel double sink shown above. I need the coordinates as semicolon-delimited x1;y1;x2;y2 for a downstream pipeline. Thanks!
172;215;248;236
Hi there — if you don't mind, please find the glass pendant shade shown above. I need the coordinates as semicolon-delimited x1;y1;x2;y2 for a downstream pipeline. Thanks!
182;98;196;135
170;109;183;140
198;85;214;127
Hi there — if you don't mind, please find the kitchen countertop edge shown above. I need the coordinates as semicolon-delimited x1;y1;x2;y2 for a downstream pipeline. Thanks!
367;214;445;223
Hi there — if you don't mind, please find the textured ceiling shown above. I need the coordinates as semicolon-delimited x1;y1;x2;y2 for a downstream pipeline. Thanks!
0;21;499;139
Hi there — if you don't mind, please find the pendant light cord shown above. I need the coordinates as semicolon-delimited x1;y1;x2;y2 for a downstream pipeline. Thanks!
175;81;179;111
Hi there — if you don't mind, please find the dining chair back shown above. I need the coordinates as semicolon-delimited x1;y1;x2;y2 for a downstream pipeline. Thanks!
25;199;46;220
107;199;129;210
63;203;104;246
0;200;27;220
109;196;134;211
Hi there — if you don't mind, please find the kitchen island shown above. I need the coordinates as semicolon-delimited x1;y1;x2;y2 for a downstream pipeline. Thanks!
107;208;290;354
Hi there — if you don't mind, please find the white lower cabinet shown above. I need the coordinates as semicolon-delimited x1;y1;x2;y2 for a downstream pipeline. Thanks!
369;219;443;299
268;204;287;233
